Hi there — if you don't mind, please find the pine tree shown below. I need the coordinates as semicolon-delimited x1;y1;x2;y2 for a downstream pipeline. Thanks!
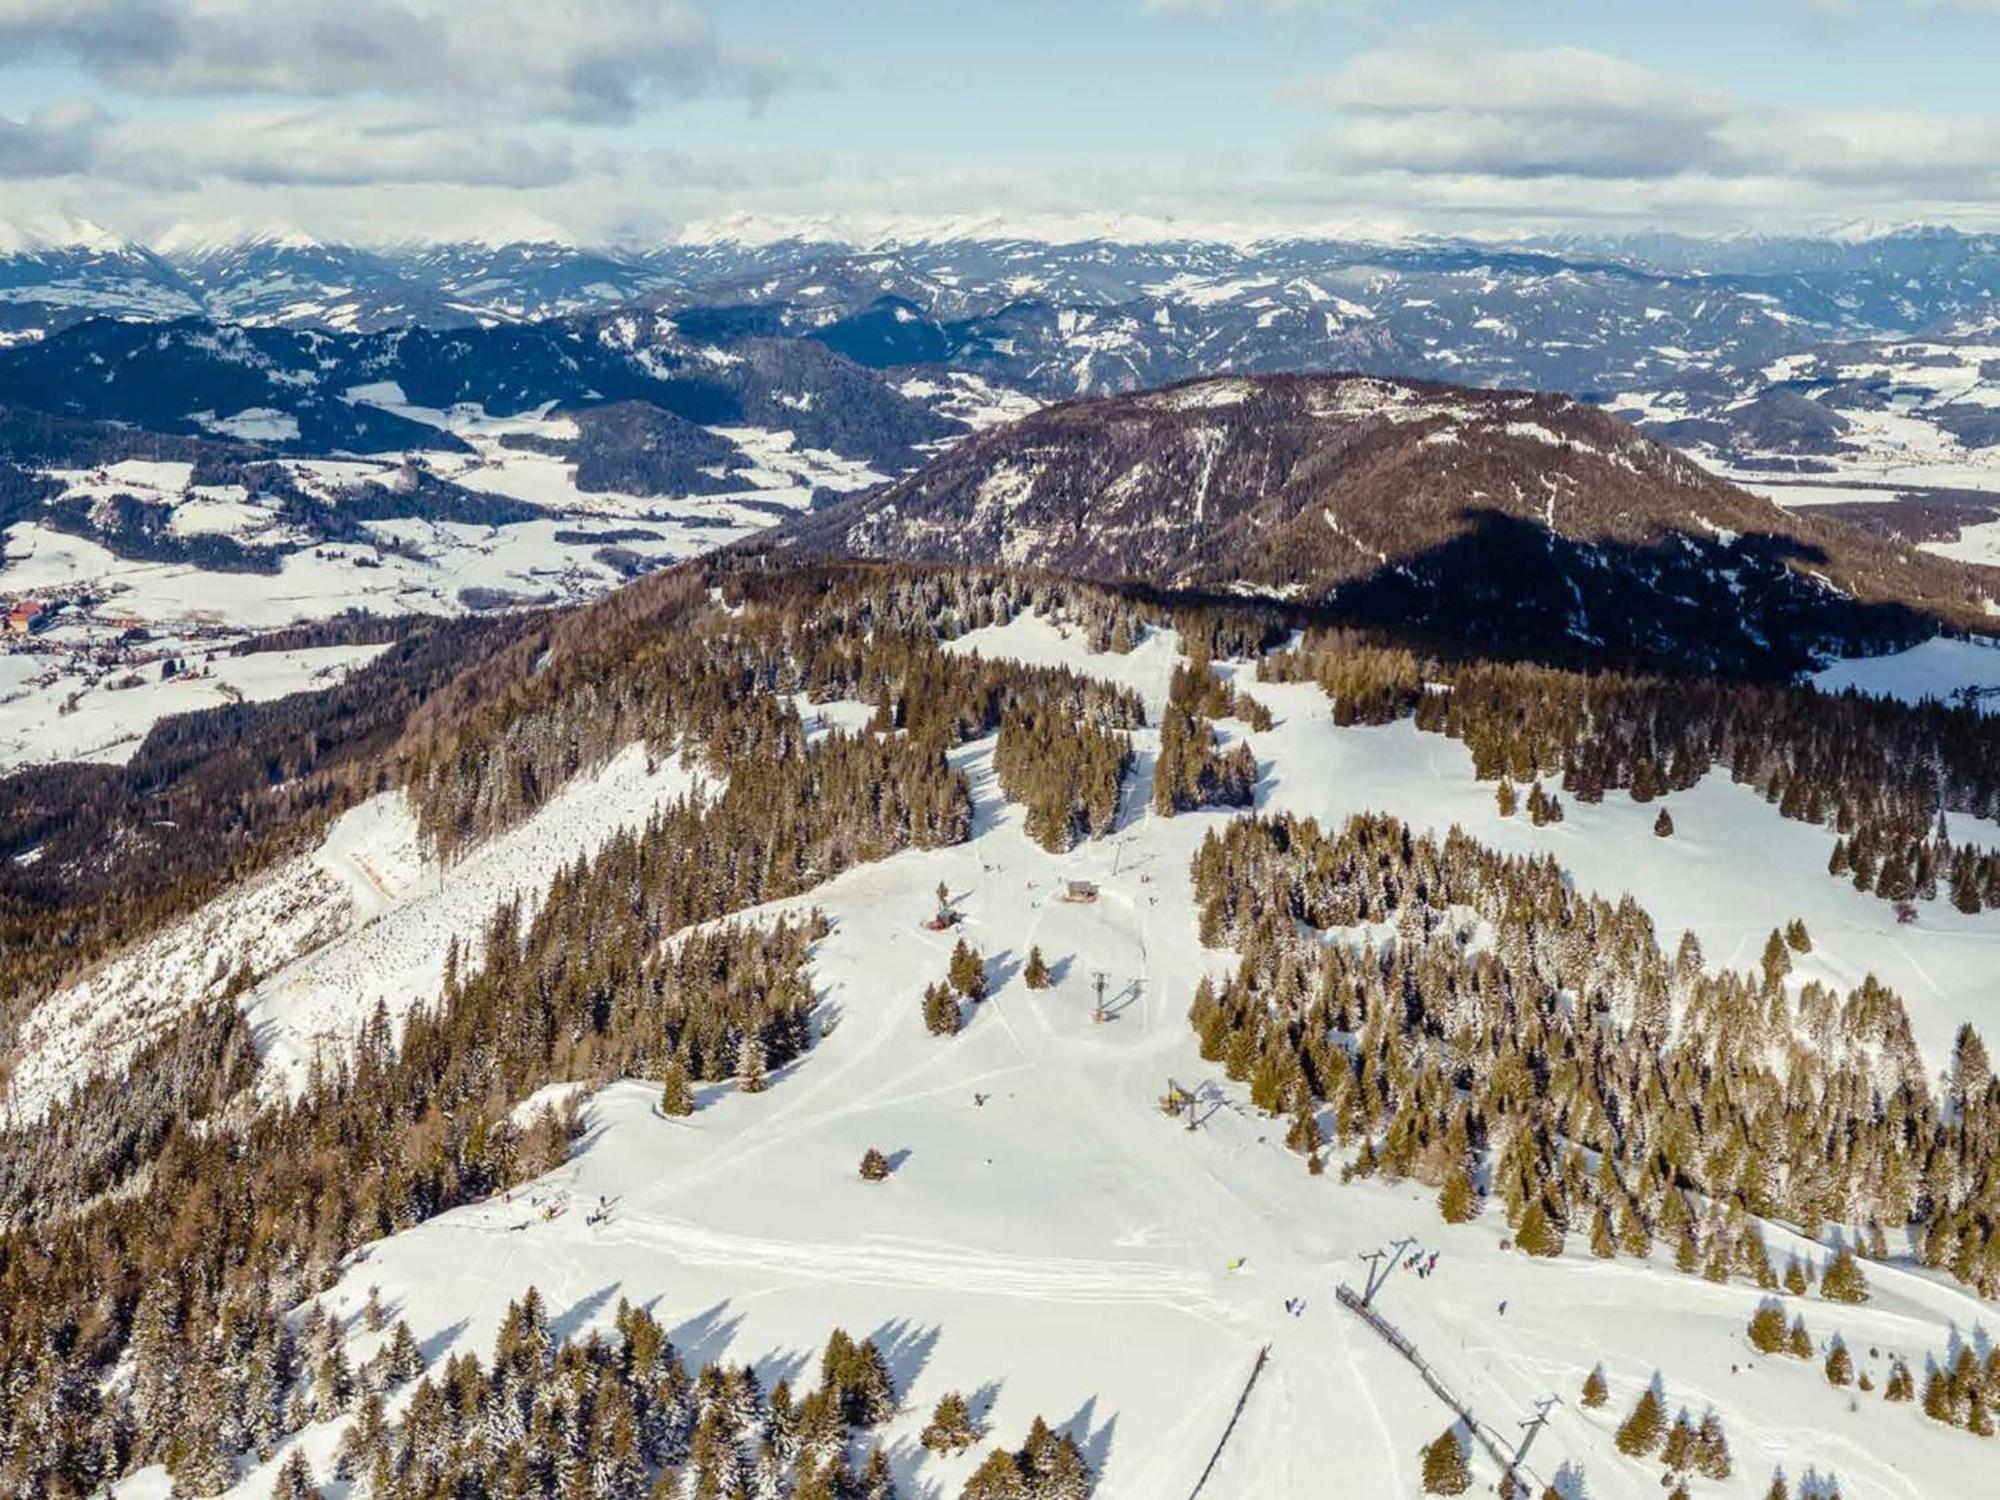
921;1390;980;1455
1580;1366;1608;1409
1694;1408;1731;1479
1821;1245;1870;1304
1786;1316;1813;1360
1885;1357;1915;1402
949;940;988;1000
1496;779;1518;818
1923;1366;1955;1424
1653;808;1674;838
1439;1165;1479;1224
1024;947;1051;989
960;1448;1029;1499
923;982;963;1037
1515;1196;1563;1258
859;1148;892;1182
1420;1426;1471;1495
858;1447;898;1500
1660;1410;1696;1472
738;1033;770;1094
1747;1302;1787;1355
659;1054;695;1117
271;1449;322;1500
1614;1385;1666;1457
1765;1468;1790;1500
1824;1341;1852;1387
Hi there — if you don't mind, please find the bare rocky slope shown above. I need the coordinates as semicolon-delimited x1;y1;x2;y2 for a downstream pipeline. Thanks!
775;372;1997;675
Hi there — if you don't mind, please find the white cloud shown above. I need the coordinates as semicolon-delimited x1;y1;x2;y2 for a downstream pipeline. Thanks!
0;0;769;122
1296;43;2000;214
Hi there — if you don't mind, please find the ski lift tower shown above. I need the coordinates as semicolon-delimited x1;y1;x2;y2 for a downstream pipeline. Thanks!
1092;969;1109;1024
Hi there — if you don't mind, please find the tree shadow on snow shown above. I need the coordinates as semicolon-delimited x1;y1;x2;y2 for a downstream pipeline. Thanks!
669;1300;745;1373
1059;1395;1118;1476
1545;1459;1587;1500
417;1317;470;1367
867;1318;940;1397
746;1342;813;1397
984;948;1020;994
551;1282;623;1346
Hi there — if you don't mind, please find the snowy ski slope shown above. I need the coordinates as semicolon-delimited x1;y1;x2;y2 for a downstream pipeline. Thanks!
80;614;2000;1498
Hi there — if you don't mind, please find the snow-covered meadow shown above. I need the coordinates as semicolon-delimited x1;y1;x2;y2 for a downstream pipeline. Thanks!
67;613;2000;1498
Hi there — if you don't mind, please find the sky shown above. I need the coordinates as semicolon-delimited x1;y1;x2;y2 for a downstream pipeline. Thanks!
2;0;1999;246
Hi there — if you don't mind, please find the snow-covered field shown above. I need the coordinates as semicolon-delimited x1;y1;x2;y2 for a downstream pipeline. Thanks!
66;612;2000;1498
1811;635;2000;714
0;395;889;769
0;638;390;770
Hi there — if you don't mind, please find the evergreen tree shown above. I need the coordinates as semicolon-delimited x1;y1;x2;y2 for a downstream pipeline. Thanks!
1515;1196;1563;1258
859;1148;892;1182
1660;1410;1696;1473
1824;1341;1853;1387
923;982;963;1037
1748;1302;1787;1355
1821;1246;1870;1304
270;1449;322;1500
922;1391;981;1455
1885;1357;1915;1403
960;1448;1029;1499
1614;1385;1666;1457
1419;1426;1471;1495
1439;1165;1479;1224
660;1055;695;1117
949;940;988;1000
1653;808;1674;838
1024;946;1052;989
1787;1317;1813;1360
1580;1366;1608;1409
1694;1408;1731;1479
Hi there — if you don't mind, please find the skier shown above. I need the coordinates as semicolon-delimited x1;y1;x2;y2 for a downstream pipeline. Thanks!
1498;1300;1508;1317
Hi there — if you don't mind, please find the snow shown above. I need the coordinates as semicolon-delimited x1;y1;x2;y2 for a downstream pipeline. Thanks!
0;641;388;772
1813;636;2000;713
5;744;718;1122
66;613;2000;1497
195;408;302;443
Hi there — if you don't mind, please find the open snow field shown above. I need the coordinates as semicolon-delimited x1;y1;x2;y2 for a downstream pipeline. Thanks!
1811;635;2000;714
78;612;2000;1498
0;638;390;770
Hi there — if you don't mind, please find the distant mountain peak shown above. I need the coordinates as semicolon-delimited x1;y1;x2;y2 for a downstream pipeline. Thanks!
0;213;133;258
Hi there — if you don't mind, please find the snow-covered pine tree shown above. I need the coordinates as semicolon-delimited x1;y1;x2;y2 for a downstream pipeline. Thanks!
921;1390;981;1454
270;1448;322;1500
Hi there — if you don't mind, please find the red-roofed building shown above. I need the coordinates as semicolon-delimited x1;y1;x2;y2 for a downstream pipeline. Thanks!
5;601;48;636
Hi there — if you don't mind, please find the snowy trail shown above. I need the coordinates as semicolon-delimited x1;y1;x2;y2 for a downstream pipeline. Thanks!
595;1218;1235;1311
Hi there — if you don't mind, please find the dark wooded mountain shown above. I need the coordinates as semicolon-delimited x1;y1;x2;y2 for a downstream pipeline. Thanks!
774;373;1996;675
